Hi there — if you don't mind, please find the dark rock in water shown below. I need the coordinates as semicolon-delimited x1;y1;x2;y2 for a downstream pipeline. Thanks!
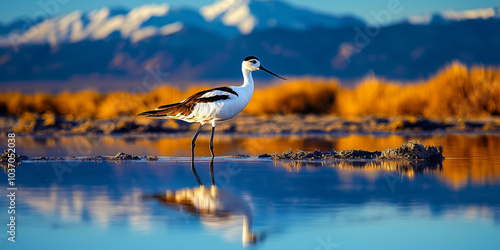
389;118;452;131
232;154;250;158
219;124;237;133
31;156;64;161
147;155;159;161
114;118;140;133
272;149;324;160
80;156;105;161
1;150;28;162
31;156;46;161
272;141;444;162
258;154;271;158
379;141;443;161
336;149;379;159
111;152;140;161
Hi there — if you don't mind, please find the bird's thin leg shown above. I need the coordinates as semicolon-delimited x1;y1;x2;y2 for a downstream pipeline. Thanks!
191;123;204;171
209;124;216;158
209;157;215;186
209;122;216;186
191;162;203;186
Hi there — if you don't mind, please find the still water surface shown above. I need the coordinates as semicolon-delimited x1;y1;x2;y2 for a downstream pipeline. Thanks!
1;133;500;249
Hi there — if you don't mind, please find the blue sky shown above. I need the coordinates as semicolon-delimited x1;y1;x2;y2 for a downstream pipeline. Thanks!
0;0;498;24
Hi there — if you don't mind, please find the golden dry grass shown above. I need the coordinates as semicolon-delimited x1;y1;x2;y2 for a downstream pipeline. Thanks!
336;62;500;117
245;79;339;114
1;62;499;118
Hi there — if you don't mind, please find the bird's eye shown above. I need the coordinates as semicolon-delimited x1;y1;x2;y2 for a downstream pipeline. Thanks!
251;60;256;64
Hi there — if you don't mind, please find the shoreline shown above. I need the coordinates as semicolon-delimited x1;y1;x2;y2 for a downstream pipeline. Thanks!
2;114;500;136
2;141;444;163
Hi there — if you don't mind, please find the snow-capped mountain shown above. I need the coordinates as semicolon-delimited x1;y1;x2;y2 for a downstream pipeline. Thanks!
200;0;363;34
407;7;500;25
0;4;196;48
0;0;364;48
0;4;185;47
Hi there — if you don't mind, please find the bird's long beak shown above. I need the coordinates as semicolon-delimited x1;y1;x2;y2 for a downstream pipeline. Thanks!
259;66;287;80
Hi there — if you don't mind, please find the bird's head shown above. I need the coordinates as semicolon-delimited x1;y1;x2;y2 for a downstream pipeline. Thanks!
242;56;287;80
242;56;261;71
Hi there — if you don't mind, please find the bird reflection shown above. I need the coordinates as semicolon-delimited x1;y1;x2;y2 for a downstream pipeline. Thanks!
148;158;262;246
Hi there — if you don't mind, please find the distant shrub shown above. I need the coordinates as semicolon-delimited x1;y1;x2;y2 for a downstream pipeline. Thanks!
54;91;101;119
336;62;500;117
245;79;339;115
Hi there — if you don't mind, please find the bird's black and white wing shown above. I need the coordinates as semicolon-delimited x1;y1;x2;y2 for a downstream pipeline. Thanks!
137;86;239;119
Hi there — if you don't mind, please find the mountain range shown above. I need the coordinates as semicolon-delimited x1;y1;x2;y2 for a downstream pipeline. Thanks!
0;0;499;91
405;7;500;25
0;0;364;47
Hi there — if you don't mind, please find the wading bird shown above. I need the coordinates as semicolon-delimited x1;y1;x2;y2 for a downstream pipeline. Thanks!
138;56;286;161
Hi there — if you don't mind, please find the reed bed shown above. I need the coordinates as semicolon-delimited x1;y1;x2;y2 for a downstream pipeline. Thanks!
1;62;499;118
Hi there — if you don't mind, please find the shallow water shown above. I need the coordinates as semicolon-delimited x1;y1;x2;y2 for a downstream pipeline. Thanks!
2;133;500;249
